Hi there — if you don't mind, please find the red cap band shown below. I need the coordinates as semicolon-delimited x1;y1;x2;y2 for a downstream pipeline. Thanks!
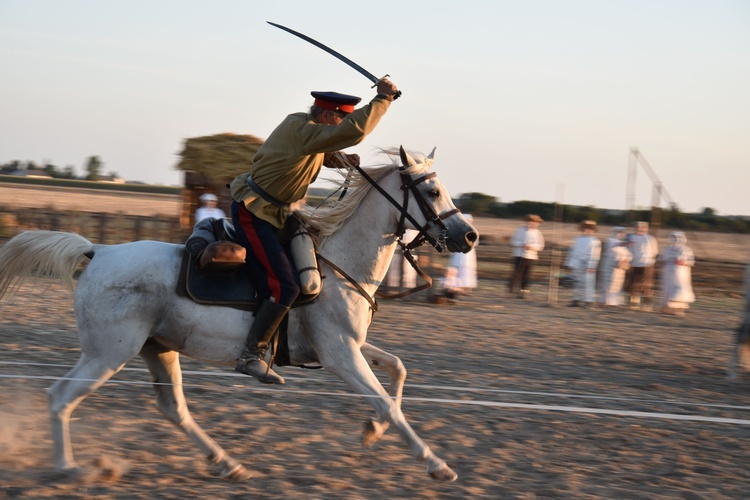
314;98;355;114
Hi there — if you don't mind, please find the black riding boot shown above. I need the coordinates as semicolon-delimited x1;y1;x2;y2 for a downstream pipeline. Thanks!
235;300;289;384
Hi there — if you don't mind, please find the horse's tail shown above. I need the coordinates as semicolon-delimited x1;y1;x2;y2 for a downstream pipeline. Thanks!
0;230;95;302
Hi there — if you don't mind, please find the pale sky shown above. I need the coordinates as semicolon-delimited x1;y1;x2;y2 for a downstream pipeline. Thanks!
1;0;748;215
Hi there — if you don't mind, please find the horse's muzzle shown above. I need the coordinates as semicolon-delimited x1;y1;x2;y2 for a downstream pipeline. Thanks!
446;229;478;254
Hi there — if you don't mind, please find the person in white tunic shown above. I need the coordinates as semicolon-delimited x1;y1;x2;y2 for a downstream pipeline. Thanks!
564;220;601;307
599;228;632;306
625;221;659;311
448;214;478;294
658;231;695;316
508;214;545;298
194;193;226;223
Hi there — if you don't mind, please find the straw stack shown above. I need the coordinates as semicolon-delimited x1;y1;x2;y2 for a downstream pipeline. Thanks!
175;133;264;182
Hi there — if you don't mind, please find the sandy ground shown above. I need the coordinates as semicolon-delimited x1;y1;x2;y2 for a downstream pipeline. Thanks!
1;274;749;499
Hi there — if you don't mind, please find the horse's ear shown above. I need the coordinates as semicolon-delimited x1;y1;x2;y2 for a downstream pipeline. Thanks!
399;145;417;170
427;147;437;161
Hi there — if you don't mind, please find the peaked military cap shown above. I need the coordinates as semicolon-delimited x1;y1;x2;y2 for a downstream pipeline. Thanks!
311;91;361;114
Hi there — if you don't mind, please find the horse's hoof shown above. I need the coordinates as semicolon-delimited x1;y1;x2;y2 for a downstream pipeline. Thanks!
428;465;458;482
52;466;85;482
362;419;384;448
216;463;254;481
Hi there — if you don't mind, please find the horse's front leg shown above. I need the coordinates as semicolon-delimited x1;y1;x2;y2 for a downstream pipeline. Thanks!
321;340;457;482
360;342;406;447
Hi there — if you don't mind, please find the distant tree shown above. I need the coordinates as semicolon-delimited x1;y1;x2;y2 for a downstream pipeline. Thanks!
61;165;77;179
700;207;716;218
455;192;498;215
662;203;687;228
43;163;59;177
505;200;555;221
85;156;102;181
0;160;21;173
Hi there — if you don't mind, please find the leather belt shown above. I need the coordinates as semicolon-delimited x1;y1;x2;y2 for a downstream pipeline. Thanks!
246;175;289;209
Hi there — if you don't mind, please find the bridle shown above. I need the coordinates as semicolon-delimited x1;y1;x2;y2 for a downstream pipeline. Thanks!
315;159;461;311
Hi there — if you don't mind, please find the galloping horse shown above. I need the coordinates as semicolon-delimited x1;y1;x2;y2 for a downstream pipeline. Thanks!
0;147;477;482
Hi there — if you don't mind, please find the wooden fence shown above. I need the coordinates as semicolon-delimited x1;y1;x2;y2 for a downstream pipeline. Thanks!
0;209;187;244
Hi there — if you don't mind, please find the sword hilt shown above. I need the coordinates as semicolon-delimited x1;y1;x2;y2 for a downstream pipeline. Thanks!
371;74;402;100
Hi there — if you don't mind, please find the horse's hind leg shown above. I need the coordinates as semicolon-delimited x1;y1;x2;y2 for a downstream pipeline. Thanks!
360;342;406;447
48;353;124;474
138;340;252;481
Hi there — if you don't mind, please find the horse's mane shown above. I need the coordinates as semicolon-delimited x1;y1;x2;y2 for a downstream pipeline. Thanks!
296;148;433;241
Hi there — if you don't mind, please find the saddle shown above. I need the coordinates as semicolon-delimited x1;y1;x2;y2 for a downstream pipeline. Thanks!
176;217;321;312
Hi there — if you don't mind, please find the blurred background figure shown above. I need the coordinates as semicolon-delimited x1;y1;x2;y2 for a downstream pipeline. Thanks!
447;214;478;295
385;228;419;290
625;221;659;311
598;226;632;306
195;193;226;223
565;220;601;308
508;214;545;299
659;231;695;316
429;266;463;305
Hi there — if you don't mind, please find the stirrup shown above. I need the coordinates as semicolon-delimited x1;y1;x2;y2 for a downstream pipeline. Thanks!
235;356;285;385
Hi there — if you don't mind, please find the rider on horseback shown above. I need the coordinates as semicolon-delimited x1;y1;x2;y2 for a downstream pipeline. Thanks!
229;79;400;384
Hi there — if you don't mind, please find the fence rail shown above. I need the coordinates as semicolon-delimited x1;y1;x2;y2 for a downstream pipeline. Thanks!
1;209;187;244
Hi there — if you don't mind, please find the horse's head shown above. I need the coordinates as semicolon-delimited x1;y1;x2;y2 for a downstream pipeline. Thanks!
395;146;478;254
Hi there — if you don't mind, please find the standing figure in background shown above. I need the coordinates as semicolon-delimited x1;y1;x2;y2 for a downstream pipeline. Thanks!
598;226;629;306
195;193;226;223
659;231;695;316
448;214;478;294
508;214;545;298
385;228;419;290
564;220;601;308
625;221;659;311
600;228;632;306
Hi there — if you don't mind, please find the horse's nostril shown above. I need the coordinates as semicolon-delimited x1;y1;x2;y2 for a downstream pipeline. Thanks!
465;231;478;243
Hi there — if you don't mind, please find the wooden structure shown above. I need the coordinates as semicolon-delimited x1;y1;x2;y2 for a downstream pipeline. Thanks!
175;133;264;229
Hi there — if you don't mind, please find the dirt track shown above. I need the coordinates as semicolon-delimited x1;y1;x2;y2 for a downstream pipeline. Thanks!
1;275;749;499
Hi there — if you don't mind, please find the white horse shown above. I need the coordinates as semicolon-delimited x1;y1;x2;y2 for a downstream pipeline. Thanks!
0;147;477;482
728;262;750;380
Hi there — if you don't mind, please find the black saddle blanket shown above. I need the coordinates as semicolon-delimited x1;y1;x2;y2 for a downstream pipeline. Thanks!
177;250;257;311
176;249;320;311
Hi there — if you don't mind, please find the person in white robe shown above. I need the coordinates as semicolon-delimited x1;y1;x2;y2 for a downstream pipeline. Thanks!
564;220;601;307
659;231;695;316
385;229;418;289
598;227;631;306
447;214;478;294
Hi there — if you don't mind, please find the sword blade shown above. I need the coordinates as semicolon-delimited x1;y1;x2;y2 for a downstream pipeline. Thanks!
267;21;380;85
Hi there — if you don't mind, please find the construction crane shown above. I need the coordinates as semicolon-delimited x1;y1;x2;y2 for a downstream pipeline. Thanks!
625;147;678;232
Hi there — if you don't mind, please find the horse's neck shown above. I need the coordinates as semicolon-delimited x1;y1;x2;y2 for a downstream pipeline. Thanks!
318;177;401;295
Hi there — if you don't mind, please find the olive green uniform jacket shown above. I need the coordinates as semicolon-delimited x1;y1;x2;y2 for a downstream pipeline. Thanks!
230;95;393;228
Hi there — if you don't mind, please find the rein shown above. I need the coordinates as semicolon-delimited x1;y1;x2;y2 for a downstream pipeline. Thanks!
314;160;460;310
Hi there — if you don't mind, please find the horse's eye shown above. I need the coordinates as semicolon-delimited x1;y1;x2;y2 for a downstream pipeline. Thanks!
428;189;440;198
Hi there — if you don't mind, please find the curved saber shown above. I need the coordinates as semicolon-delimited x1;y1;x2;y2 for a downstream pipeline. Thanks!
267;21;402;99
